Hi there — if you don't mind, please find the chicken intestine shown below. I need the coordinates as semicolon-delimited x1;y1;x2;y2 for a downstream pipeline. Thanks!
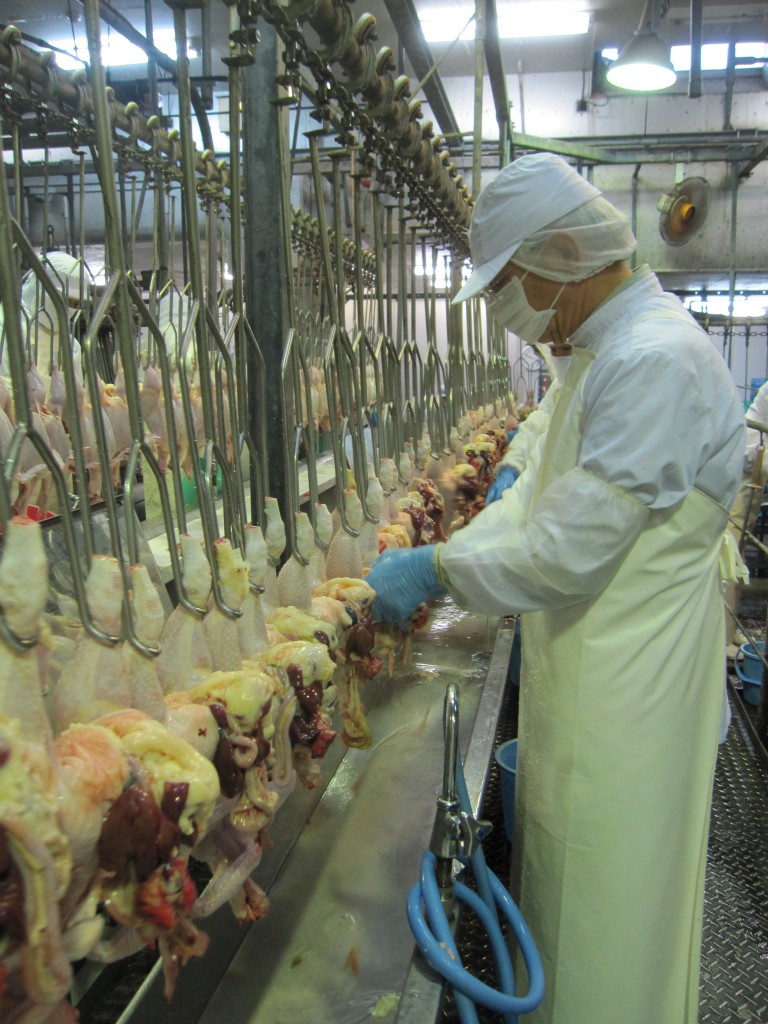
55;723;131;932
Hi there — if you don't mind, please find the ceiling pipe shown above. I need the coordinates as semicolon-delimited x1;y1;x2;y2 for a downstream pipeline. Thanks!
688;0;702;98
484;0;512;168
75;0;215;153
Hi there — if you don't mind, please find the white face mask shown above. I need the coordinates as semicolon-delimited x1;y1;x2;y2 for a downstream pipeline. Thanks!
486;273;564;345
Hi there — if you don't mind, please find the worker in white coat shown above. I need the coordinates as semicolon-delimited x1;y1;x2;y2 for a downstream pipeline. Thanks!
367;152;745;1024
1;251;88;381
721;379;768;656
731;377;768;539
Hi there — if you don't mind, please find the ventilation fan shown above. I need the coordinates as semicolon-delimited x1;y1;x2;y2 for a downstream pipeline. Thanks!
657;176;711;246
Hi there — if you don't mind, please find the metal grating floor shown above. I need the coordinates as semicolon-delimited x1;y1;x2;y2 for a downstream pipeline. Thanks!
700;701;768;1023
441;688;768;1024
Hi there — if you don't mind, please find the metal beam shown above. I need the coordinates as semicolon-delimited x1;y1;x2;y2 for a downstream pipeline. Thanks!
509;130;768;167
380;0;464;149
510;131;620;164
484;0;511;166
738;141;768;180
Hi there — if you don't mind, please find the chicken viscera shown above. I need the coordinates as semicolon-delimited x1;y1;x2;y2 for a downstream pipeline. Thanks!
0;448;474;1015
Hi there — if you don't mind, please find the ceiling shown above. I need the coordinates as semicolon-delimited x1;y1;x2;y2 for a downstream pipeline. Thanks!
3;0;767;87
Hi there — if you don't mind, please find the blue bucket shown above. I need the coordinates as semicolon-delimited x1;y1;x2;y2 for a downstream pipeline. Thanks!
734;641;764;706
495;739;518;841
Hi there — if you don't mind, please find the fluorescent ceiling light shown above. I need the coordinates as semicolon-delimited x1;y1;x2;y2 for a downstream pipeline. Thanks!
605;31;677;91
603;41;768;74
49;29;198;71
685;294;768;318
420;2;589;44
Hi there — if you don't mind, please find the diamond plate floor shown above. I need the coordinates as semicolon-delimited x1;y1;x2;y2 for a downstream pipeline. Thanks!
700;702;768;1023
441;689;768;1024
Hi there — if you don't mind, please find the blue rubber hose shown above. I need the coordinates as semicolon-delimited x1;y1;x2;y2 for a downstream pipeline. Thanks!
406;754;544;1024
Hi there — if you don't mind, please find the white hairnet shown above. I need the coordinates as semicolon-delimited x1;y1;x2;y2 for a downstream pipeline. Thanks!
453;153;601;303
511;194;637;283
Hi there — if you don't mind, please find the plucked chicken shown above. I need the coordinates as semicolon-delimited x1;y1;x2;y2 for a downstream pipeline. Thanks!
156;534;213;693
52;556;129;733
204;539;249;671
237;524;269;660
325;489;364;581
277;511;317;612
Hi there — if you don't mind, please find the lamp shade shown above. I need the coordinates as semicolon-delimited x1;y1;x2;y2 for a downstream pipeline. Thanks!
605;31;677;91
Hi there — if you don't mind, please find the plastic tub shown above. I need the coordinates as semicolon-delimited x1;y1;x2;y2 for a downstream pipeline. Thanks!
494;738;518;842
735;641;764;706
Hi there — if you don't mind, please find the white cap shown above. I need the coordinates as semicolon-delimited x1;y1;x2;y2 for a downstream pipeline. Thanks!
21;251;84;314
452;153;600;303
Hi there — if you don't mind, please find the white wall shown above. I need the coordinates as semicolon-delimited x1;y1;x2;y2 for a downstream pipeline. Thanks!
440;70;768;276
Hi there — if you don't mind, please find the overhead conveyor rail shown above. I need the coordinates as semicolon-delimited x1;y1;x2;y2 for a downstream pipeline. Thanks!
0;25;230;190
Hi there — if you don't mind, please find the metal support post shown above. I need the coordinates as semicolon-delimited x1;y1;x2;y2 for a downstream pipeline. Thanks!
242;22;290;527
472;0;485;198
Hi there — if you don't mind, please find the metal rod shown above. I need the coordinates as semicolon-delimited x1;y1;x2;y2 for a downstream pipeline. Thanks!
171;4;216;441
398;200;407;348
370;193;387;333
332;155;346;328
353;172;366;332
276;100;297;330
385;203;394;340
727;160;739;364
125;279;205;615
308;134;336;315
472;0;486;197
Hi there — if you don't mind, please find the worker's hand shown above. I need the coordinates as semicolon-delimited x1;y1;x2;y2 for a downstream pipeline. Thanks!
486;465;518;505
506;427;519;444
368;545;447;630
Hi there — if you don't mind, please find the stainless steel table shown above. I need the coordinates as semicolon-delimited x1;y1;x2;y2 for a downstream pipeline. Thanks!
109;601;515;1024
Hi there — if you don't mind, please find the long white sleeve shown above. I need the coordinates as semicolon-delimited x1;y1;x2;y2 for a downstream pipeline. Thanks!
440;466;648;615
440;269;744;618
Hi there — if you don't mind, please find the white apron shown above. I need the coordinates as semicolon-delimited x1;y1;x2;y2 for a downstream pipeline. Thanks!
515;343;728;1024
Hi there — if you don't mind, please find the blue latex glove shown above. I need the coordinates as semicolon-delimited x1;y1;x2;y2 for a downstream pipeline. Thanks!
506;428;519;444
368;545;447;630
486;465;518;505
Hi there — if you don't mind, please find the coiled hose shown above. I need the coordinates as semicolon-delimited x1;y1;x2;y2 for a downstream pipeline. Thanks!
406;752;544;1024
